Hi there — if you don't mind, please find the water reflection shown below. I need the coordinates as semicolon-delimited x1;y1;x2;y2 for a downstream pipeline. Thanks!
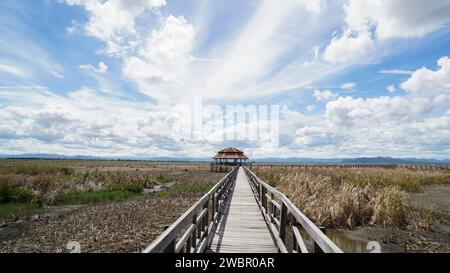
326;230;369;253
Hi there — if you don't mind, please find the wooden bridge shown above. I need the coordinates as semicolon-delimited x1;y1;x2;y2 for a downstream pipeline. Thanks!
143;166;343;253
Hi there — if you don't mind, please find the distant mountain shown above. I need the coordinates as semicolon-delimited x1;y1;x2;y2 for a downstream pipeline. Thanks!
0;153;211;162
1;154;449;164
254;156;450;164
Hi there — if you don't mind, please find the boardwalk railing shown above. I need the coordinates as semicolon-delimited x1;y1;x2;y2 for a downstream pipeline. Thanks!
143;166;239;253
243;166;343;253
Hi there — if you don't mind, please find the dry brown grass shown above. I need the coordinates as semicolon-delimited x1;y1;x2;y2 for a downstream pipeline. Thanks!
253;165;450;229
0;160;220;207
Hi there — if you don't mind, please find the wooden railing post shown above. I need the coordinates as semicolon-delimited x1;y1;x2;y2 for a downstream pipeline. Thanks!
259;181;264;203
279;202;287;244
313;227;326;253
191;213;197;250
164;239;176;253
211;193;216;221
271;192;275;220
262;187;267;211
203;202;209;237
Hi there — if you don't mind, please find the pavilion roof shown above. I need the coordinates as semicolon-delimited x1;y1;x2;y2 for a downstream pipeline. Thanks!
213;147;248;160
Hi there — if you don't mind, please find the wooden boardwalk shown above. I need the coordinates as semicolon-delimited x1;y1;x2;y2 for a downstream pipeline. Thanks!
143;165;343;253
208;167;277;253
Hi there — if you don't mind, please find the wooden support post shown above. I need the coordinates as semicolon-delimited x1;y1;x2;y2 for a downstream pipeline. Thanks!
279;202;287;243
164;239;176;253
192;213;197;249
262;187;267;211
313;227;326;253
186;232;191;253
271;192;275;220
259;181;263;203
162;225;175;253
211;193;215;221
203;202;209;237
292;226;298;253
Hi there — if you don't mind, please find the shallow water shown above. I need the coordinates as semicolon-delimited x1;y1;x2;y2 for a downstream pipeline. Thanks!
326;230;370;253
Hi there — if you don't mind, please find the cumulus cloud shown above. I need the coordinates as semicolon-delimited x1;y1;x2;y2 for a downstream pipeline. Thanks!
325;95;447;126
79;62;108;74
323;29;374;63
400;56;450;93
0;86;208;157
387;84;396;93
340;82;356;90
306;105;316;112
65;0;166;43
123;15;195;92
313;89;338;102
295;126;338;147
324;0;450;64
344;0;450;39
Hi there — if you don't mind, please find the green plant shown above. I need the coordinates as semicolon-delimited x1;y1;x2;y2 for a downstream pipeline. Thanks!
0;203;41;220
64;189;140;205
0;181;34;203
120;182;144;193
157;191;170;198
155;174;172;183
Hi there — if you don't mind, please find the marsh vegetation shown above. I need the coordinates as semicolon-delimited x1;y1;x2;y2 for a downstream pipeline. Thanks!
0;159;222;252
253;164;450;252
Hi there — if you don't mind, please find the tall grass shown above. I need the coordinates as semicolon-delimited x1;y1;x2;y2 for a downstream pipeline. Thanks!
255;166;449;229
0;164;75;176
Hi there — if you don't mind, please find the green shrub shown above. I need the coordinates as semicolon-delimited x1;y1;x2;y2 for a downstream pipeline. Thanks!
0;203;41;220
59;167;75;175
64;189;140;205
156;174;172;183
157;191;170;198
0;181;34;203
119;182;144;193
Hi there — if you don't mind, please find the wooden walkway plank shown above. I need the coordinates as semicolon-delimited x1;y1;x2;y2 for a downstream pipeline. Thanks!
208;167;277;253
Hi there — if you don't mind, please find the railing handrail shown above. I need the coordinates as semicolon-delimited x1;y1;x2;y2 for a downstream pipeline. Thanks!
243;166;343;253
143;166;239;253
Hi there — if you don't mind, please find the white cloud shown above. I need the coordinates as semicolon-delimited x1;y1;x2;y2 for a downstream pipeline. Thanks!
65;0;166;43
0;63;27;77
340;82;356;90
379;69;413;75
323;0;450;64
300;0;328;14
325;96;437;127
344;0;450;39
323;29;374;63
79;62;108;74
0;20;64;80
387;84;396;93
400;56;450;94
295;126;338;147
122;15;196;101
306;105;316;112
313;89;337;102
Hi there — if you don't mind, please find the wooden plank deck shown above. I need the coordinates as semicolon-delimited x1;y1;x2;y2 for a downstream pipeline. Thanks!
208;167;277;253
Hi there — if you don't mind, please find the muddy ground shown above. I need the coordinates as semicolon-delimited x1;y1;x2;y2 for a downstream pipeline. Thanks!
1;161;448;253
0;160;222;253
330;185;450;253
0;193;201;252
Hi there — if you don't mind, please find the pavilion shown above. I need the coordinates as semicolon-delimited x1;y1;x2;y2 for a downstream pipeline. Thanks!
211;147;249;172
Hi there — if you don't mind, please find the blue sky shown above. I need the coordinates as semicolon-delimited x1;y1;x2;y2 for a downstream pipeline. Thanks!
1;0;450;159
